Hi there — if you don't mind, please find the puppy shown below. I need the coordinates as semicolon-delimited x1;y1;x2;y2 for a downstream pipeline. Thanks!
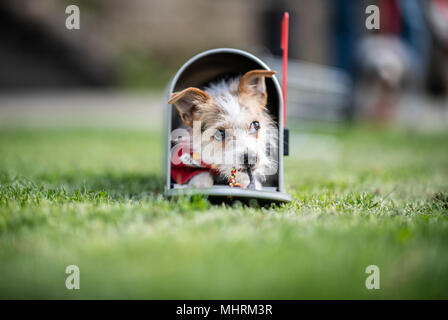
169;70;277;190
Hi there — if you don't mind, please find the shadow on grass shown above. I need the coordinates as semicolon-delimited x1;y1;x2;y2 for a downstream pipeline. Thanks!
78;173;165;200
2;170;282;207
1;171;166;201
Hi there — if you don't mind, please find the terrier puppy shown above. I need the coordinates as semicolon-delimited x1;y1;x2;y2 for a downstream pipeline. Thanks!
169;70;277;190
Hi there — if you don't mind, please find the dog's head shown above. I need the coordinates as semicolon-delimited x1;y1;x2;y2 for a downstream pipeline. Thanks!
169;69;277;183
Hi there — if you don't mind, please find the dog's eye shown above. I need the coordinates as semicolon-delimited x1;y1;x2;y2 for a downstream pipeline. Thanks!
249;121;260;134
214;129;225;141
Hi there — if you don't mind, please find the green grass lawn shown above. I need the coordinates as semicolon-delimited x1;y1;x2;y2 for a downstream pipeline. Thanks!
0;125;447;299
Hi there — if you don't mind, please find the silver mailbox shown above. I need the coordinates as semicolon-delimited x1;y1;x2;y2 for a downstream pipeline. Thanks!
163;48;291;203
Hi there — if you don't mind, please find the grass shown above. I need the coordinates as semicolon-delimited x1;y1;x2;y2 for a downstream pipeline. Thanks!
0;125;447;299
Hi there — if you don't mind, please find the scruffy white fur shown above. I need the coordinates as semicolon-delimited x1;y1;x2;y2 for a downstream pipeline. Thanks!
169;70;278;190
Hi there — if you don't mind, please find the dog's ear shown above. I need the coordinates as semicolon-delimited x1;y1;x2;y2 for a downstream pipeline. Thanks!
168;87;211;127
238;70;276;107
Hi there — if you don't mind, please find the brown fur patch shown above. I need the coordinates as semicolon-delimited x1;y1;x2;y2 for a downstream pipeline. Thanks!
168;87;212;127
238;70;276;108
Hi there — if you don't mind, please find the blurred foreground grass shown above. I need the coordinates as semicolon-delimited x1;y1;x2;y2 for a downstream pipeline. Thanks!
0;125;447;299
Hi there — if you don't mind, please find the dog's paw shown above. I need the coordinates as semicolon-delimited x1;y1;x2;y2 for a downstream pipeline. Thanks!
189;172;214;188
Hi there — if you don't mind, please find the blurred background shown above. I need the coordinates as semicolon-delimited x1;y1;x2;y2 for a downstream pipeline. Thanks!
0;0;447;129
1;0;448;300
